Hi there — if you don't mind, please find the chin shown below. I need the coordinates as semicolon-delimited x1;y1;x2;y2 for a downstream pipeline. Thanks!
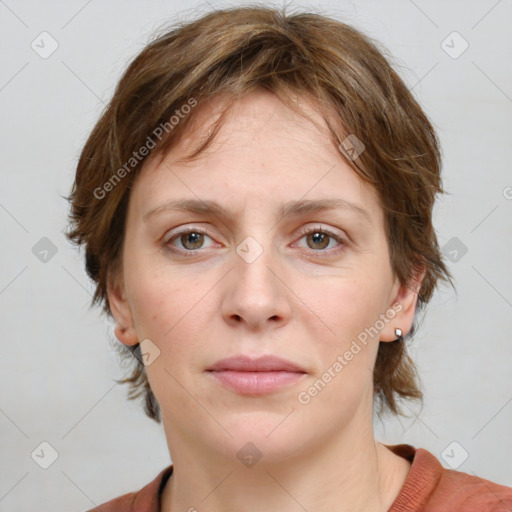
213;410;306;460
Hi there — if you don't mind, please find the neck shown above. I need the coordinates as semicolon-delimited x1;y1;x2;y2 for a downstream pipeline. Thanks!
161;418;411;512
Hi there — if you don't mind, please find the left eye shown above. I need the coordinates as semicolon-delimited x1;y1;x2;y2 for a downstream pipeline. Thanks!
294;226;346;253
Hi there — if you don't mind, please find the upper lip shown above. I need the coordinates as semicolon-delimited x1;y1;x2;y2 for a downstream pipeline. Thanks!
207;355;306;373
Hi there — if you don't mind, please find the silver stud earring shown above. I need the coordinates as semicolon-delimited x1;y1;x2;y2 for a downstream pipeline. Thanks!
394;328;403;341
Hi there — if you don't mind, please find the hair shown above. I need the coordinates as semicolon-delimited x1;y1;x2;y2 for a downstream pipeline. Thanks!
65;4;454;423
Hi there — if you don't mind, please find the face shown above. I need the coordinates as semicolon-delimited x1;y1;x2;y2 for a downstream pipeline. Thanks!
109;89;420;467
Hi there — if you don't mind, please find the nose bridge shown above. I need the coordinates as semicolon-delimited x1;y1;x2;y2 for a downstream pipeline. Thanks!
234;232;277;296
221;229;291;327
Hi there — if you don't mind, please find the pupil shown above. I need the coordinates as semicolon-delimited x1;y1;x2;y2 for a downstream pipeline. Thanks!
183;232;203;249
309;232;329;250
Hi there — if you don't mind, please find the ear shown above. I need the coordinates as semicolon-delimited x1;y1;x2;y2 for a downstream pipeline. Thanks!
107;268;138;346
380;266;426;342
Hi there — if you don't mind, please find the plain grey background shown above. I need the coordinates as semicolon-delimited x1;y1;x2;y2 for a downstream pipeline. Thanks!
0;0;511;510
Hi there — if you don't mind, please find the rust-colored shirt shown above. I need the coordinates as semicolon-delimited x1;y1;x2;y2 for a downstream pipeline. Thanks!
87;444;512;511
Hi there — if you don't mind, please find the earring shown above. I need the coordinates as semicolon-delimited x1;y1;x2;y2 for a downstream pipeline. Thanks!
394;328;403;341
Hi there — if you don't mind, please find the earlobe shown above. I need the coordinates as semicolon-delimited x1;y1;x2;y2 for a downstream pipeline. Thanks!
380;266;426;342
107;270;138;346
113;324;139;346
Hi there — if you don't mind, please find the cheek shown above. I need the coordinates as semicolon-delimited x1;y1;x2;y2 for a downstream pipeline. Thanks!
300;270;391;389
295;279;383;418
124;258;218;372
129;277;204;342
306;273;389;339
124;244;199;332
125;270;211;413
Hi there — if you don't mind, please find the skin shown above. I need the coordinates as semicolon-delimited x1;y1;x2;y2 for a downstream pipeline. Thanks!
108;89;423;511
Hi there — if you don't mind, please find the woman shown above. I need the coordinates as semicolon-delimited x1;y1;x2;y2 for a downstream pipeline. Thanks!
66;5;512;511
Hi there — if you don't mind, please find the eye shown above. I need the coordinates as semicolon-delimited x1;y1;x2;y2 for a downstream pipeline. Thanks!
164;227;216;255
294;225;347;255
163;224;347;257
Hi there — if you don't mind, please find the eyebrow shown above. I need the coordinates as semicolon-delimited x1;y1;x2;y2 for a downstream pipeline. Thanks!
143;198;372;224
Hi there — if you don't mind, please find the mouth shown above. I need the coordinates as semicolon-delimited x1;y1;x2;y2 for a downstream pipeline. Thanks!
206;354;307;395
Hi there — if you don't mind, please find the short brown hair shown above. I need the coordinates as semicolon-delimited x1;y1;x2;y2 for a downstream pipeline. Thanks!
65;5;453;423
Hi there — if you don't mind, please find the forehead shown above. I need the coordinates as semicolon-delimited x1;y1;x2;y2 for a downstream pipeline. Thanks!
130;89;383;224
160;89;333;165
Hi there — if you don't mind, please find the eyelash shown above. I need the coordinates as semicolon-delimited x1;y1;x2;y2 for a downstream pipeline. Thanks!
295;225;347;255
164;225;347;258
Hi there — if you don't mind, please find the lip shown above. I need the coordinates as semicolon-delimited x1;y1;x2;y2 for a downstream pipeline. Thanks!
206;355;307;395
207;354;306;373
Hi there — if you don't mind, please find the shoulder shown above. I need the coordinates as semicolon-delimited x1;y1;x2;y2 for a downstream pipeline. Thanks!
85;465;173;512
430;462;512;512
387;444;512;512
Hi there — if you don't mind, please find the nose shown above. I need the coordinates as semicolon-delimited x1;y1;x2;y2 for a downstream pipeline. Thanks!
220;235;292;331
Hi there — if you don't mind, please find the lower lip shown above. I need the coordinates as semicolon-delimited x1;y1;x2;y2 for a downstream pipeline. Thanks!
207;370;307;395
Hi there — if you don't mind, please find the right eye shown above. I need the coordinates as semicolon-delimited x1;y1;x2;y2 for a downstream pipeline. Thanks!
164;227;217;255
